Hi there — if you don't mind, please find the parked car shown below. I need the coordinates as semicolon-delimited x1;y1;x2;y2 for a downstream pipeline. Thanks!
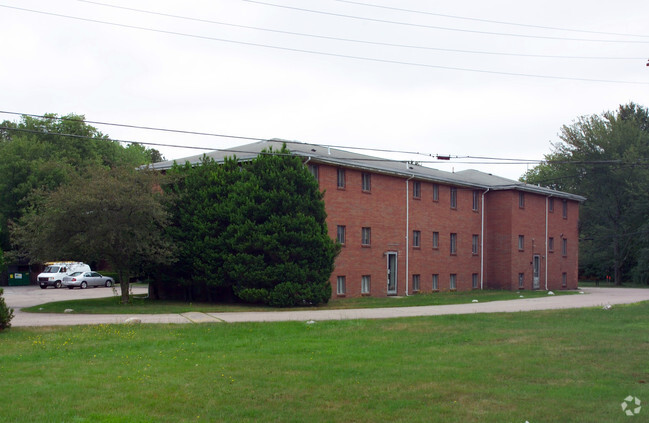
38;262;91;289
62;272;114;289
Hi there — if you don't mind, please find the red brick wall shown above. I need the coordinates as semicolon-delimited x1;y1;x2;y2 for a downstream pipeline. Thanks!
316;162;580;298
484;190;580;291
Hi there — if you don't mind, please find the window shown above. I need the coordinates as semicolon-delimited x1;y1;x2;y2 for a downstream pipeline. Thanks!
562;272;567;287
548;237;554;252
519;192;525;208
473;190;479;211
518;235;525;251
337;276;346;295
562;200;568;219
472;273;479;289
412;274;420;292
361;275;371;294
413;181;421;199
433;184;439;202
308;164;319;181
562;238;568;256
336;225;346;245
413;230;421;248
337;168;346;189
472;234;479;255
362;173;371;192
450;274;457;290
432;231;439;249
548;197;554;212
432;274;439;290
450;233;457;255
518;273;525;288
362;227;371;246
450;187;457;209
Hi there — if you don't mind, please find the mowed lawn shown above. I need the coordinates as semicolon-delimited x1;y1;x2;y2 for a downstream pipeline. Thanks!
3;302;649;422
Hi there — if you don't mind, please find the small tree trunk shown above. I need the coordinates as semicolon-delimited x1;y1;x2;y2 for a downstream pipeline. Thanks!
118;269;131;304
613;240;623;286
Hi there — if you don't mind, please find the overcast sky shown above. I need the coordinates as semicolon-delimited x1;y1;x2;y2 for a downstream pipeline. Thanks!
2;0;648;179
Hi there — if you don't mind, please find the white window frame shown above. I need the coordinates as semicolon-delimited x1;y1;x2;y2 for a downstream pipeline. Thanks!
337;276;346;295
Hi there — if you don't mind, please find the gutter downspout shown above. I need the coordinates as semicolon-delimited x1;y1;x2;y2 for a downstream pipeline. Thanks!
481;188;489;290
545;196;549;290
405;174;414;296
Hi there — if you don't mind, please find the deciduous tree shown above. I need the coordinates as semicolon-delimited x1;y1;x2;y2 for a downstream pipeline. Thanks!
12;166;174;304
523;103;649;284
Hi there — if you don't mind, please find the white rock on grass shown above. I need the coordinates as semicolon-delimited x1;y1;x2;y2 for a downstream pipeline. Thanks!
519;295;524;298
603;304;612;310
306;320;316;325
548;291;555;295
64;309;74;313
472;299;478;303
124;317;142;324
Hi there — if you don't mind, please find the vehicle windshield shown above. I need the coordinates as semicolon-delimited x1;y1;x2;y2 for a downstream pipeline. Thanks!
43;266;61;273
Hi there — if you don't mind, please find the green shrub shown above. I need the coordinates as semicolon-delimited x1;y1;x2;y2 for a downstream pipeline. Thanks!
0;288;14;331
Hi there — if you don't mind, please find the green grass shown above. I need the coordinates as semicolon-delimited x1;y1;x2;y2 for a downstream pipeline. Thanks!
3;302;649;422
22;289;575;314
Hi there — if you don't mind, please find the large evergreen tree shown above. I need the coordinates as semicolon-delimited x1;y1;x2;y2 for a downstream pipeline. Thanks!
523;103;649;284
164;145;340;306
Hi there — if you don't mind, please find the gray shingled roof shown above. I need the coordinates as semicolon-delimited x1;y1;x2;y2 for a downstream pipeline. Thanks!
150;139;585;202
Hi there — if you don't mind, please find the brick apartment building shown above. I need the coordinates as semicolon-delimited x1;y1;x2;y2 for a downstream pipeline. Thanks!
153;139;585;298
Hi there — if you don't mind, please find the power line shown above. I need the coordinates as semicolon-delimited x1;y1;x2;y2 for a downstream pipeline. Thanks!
330;0;649;39
242;0;649;44
77;0;643;61
1;4;647;85
4;121;649;168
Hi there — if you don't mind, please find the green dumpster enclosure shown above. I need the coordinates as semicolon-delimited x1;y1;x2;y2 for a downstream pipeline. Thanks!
7;264;31;286
8;272;30;286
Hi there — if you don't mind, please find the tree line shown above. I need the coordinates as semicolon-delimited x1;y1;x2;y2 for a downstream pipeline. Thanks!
1;113;338;306
523;103;649;285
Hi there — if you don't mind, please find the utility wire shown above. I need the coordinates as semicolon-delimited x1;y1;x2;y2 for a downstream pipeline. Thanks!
1;4;647;85
330;0;649;39
5;124;649;167
77;0;643;60
242;0;649;44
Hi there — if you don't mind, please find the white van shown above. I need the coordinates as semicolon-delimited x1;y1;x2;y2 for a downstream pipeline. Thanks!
37;262;92;289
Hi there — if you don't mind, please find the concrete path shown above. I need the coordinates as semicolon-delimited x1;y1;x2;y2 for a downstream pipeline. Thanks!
4;285;649;327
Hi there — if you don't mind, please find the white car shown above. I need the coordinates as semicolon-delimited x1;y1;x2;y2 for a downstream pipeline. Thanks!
62;272;114;289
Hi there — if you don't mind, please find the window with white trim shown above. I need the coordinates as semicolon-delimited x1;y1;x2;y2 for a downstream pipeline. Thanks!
472;234;479;255
337;276;346;295
433;184;439;202
413;181;421;199
518;235;525;251
362;173;371;192
432;231;439;249
361;275;370;294
337;168;346;189
450;233;457;255
450;274;457;290
413;230;421;248
412;274;420;292
472;273;478;289
432;274;439;290
450;187;457;209
362;227;371;246
336;225;346;245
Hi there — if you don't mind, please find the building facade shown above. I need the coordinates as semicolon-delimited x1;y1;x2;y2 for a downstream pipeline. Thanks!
153;140;584;298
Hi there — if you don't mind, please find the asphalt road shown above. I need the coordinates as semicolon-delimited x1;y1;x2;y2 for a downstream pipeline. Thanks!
4;285;649;327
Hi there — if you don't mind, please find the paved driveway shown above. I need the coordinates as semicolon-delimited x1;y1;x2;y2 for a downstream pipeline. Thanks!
4;285;649;327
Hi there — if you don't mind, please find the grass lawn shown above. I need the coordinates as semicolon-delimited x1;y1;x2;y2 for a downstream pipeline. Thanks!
3;302;649;422
22;289;575;314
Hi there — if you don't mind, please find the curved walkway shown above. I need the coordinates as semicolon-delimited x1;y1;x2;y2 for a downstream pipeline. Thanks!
4;286;649;327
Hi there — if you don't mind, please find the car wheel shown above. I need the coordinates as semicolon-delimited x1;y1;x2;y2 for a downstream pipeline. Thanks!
40;285;47;289
105;280;113;287
80;281;87;289
55;281;62;289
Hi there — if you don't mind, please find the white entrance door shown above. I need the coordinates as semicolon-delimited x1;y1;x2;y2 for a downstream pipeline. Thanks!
533;255;541;289
387;252;397;295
